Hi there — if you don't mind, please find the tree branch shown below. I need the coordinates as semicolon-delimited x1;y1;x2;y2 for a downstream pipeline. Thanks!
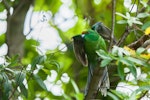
84;67;106;99
128;35;150;49
116;26;131;46
109;0;116;51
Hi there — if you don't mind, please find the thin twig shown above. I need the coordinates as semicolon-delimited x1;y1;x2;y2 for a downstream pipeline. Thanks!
2;0;10;11
116;26;130;46
109;0;116;51
137;90;148;100
129;0;137;13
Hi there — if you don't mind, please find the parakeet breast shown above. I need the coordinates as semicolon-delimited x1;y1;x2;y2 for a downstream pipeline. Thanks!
83;30;101;60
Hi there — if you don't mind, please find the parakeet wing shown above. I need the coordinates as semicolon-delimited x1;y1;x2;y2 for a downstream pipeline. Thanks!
72;35;88;66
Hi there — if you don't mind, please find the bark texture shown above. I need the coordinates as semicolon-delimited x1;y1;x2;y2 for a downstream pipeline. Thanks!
6;0;33;58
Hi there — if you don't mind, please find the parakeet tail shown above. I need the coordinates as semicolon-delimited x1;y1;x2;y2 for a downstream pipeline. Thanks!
98;67;110;96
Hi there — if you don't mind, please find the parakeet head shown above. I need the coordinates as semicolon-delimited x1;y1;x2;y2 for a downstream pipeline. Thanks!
91;22;116;43
91;22;103;32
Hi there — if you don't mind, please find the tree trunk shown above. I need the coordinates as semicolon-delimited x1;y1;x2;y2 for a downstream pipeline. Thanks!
6;0;33;58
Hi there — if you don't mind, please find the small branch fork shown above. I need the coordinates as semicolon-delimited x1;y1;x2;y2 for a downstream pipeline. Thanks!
117;0;150;47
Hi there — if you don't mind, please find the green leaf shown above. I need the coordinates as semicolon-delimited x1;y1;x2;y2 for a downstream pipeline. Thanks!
129;65;137;78
117;62;125;80
136;47;145;55
75;93;84;100
126;57;145;66
7;55;20;67
3;80;12;99
137;13;150;18
49;60;60;71
71;79;79;93
2;73;12;99
140;1;148;7
119;57;134;66
0;4;5;12
116;12;127;19
34;0;45;11
101;59;112;67
15;72;26;86
33;74;47;90
133;20;143;25
117;20;127;24
141;21;150;30
0;34;5;45
110;89;128;99
96;49;112;60
15;72;27;97
31;55;46;70
107;91;119;100
20;83;28;98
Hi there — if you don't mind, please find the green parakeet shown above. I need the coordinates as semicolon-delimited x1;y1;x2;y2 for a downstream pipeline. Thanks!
72;29;110;97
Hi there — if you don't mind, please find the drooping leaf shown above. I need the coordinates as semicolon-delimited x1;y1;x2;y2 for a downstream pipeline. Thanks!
129;65;137;78
71;79;80;93
15;72;26;86
117;62;125;80
2;73;12;99
31;55;46;70
49;60;60;71
33;74;47;90
15;72;27;97
107;91;120;100
20;83;28;98
3;80;12;99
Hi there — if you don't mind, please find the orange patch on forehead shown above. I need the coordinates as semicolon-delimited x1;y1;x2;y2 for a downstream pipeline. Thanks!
82;31;88;34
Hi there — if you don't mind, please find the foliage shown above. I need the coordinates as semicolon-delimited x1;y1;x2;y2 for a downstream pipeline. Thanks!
0;0;150;99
